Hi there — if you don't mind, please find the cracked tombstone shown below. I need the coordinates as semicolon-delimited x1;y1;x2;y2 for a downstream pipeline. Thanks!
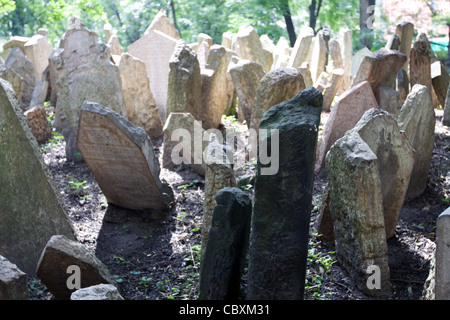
76;101;174;212
247;87;322;300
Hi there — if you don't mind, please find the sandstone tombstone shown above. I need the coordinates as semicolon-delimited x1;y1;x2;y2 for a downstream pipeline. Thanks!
351;47;371;77
23;32;53;81
1;36;30;61
352;48;406;103
55;22;126;162
431;61;449;107
378;85;402;117
397;84;435;201
48;48;63;105
197;40;210;69
229;59;265;126
128;29;178;122
198;33;213;46
435;207;450;300
326;131;391;297
0;78;75;275
310;30;326;83
0;255;28;300
202;133;236;259
259;34;275;54
249;67;305;133
118;53;163;139
199;187;252;300
395;21;415;72
166;40;202;121
350;108;414;239
222;31;233;49
36;235;118;300
24;105;52;144
76;102;174;211
162;112;206;175
397;68;409;103
71;284;124;300
231;25;273;73
315;81;379;175
327;39;344;71
385;34;400;51
247;88;322;300
409;33;433;96
5;47;36;109
108;35;124;63
144;9;181;41
322;68;344;112
337;28;353;92
0;64;23;106
287;26;314;69
272;36;291;69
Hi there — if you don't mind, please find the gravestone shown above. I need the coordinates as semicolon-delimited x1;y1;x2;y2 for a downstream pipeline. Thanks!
272;36;291;69
166;40;202;121
352;48;406;103
385;34;400;51
378;85;402;117
229;59;265;126
118;53;163;139
0;64;23;106
197;40;210;69
24;105;52;144
327;39;343;71
36;235;118;300
231;25;273;73
5;47;36;109
349;108;414;239
259;34;275;54
199;187;252;300
200;45;231;129
222;31;233;49
315;81;379;175
435;207;450;299
322;68;344;112
202;133;236;259
288;26;314;68
444;84;450;127
409;33;433;96
431;61;449;107
395;21;414;72
247;87;322;300
144;9;181;41
162;112;206;175
0;255;28;300
128;29;178;122
76;102;174;211
23;32;53;81
397;84;435;201
326;131;391;297
108;35;124;62
55;21;126;162
48;48;63;106
0;78;75;275
249;67;305;133
310;30;326;83
396;68;409;103
351;47;371;77
198;33;213;46
338;28;353;92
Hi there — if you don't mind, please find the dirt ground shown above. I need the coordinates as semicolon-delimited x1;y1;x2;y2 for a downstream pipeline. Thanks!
28;107;449;301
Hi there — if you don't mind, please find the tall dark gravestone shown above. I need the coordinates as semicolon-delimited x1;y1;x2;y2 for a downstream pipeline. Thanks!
247;87;322;299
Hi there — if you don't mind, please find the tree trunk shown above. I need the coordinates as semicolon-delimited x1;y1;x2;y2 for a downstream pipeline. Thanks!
308;0;322;34
280;0;296;47
359;0;376;49
168;0;181;37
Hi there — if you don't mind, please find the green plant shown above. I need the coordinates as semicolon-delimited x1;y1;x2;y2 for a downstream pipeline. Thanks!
66;176;88;197
40;131;64;152
177;179;200;190
113;255;131;264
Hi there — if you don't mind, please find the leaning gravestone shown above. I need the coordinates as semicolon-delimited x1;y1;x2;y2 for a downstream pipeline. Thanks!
310;30;327;83
444;84;450;127
378;85;402;118
0;64;23;106
326;131;391;297
128;21;179;122
166;40;202;121
409;33;433;96
247;87;322;300
249;67;305;133
431;61;449;107
397;84;435;201
349;108;414;239
351;47;372;78
0;78;75;275
118;53;163;139
287;26;314;69
199;187;252;300
76;102;174;211
315;81;379;175
395;21;414;72
55;19;126;162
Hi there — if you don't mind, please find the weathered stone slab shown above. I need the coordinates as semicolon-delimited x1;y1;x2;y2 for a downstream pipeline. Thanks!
0;78;75;275
249;67;305;133
310;30;326;83
385;34;400;50
24;105;52;144
0;64;23;106
118;53;162;139
76;101;174;211
55;22;126;162
322;68;344;112
36;235;118;300
352;48;406;103
396;68;409;103
315;81;379;175
229;59;265;126
199;187;251;300
287;26;314;69
431;61;449;107
71;284;124;300
409;33;433;96
247;87;322;300
23;32;53;81
433;207;450;299
326;131;391;297
397;84;436;201
144;9;181;40
231;25;273;73
444;84;450;127
350;108;414;239
0;255;28;300
162;112;206;175
351;47;372;77
128;29;178;122
338;28;353;92
5;47;36;109
272;36;291;69
378;85;402;117
166;40;202;121
395;21;415;72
